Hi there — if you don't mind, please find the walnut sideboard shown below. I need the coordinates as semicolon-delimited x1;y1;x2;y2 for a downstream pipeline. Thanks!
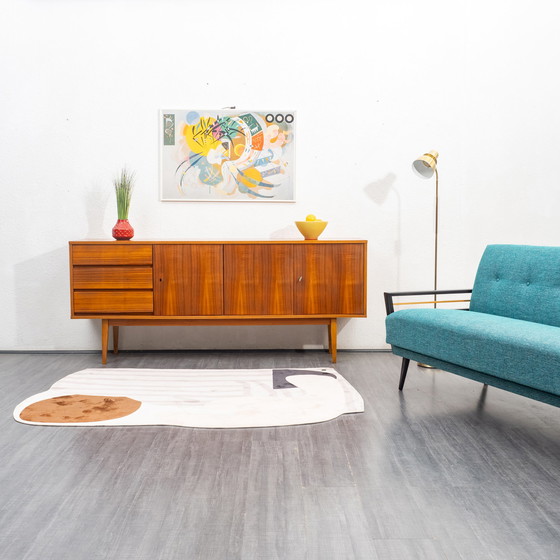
69;240;367;364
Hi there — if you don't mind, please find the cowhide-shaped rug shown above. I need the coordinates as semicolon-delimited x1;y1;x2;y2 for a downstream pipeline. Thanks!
14;367;364;428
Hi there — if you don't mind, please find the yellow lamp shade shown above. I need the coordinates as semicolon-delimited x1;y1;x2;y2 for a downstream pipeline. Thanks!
412;150;439;178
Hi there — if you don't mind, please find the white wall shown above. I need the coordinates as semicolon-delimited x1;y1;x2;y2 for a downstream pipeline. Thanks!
2;0;560;352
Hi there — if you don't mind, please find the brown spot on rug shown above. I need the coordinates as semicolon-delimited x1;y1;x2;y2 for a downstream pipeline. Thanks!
19;395;141;423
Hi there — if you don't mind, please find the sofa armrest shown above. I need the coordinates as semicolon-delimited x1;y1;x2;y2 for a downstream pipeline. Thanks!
384;289;473;315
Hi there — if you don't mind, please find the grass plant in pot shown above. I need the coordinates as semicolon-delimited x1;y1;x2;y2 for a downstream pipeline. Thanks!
112;168;135;240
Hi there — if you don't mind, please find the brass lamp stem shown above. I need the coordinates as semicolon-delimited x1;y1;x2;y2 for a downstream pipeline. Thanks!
421;166;438;368
434;167;439;304
412;150;440;368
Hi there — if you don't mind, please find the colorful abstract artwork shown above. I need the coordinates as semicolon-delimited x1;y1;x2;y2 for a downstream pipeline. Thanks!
160;109;296;201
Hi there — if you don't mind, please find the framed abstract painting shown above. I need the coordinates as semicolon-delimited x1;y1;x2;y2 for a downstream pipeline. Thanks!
160;109;296;202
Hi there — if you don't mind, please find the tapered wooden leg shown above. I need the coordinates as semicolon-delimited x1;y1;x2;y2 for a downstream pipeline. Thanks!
328;319;337;363
101;319;109;365
113;326;119;354
399;358;410;391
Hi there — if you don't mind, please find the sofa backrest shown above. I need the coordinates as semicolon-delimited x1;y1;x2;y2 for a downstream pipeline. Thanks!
470;244;560;327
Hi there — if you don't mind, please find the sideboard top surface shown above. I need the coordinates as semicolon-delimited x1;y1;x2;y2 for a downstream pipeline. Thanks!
70;239;367;245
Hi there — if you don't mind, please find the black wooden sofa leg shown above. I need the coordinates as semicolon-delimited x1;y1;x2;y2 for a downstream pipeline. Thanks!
399;358;410;391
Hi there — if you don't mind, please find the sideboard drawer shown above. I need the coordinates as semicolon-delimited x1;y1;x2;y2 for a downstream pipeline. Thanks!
73;266;153;290
72;245;153;265
73;291;154;314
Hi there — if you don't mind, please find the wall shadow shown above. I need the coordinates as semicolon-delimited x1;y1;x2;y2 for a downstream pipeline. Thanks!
14;246;78;349
363;172;401;287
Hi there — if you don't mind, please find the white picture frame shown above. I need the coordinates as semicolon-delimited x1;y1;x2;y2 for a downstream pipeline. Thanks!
160;109;296;202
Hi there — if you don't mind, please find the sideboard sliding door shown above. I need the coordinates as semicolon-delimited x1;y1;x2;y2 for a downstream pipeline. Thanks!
154;244;223;316
223;244;294;315
293;243;365;315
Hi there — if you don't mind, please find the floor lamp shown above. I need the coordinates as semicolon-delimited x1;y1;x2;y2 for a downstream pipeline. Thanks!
412;150;439;295
413;150;439;369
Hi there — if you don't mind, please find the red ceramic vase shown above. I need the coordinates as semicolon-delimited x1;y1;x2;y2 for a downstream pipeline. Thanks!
112;219;134;240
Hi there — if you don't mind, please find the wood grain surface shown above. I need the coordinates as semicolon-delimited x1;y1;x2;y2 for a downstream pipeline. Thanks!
294;243;366;315
72;266;153;290
73;290;154;314
153;244;223;316
71;244;153;265
224;244;294;315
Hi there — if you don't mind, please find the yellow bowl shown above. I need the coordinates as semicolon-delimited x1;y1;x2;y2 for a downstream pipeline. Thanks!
295;221;328;240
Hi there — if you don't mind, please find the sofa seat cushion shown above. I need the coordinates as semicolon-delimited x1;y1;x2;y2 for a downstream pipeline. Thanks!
386;309;560;395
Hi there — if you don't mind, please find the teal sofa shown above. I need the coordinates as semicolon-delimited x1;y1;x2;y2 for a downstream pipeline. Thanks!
385;245;560;407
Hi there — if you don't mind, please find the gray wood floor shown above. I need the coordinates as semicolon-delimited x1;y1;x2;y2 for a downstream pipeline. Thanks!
1;351;559;560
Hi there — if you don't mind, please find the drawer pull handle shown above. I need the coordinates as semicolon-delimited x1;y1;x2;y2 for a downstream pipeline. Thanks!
298;276;303;282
